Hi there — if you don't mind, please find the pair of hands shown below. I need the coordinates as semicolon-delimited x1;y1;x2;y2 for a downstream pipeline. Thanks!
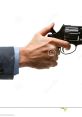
19;23;70;69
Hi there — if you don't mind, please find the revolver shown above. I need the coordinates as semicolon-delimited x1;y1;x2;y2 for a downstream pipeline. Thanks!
48;24;82;54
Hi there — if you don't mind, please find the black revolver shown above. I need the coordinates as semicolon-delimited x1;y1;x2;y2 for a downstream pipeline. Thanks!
48;24;82;54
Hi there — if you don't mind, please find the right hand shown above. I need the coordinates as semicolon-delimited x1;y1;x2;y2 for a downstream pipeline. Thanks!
19;23;70;69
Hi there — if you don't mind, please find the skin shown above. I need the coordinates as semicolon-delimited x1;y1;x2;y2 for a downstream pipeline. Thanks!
19;23;70;69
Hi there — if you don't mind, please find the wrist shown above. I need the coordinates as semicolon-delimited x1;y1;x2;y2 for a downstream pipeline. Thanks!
19;47;28;67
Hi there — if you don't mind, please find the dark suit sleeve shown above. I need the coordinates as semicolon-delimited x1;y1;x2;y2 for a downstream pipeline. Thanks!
0;47;15;79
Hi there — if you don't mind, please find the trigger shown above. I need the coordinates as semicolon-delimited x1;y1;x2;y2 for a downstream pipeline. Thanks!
62;48;64;52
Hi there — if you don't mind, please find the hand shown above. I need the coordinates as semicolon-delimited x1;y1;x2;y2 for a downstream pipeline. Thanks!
19;23;70;69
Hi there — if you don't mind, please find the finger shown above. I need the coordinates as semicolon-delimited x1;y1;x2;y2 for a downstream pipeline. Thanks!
50;60;58;67
47;44;55;50
55;47;60;55
57;48;60;55
38;23;55;36
46;37;71;49
46;44;60;57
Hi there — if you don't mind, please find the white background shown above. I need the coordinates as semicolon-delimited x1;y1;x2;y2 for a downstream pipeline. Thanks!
0;0;82;116
0;108;82;117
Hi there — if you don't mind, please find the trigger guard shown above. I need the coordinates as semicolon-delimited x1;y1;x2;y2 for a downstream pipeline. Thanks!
60;46;77;55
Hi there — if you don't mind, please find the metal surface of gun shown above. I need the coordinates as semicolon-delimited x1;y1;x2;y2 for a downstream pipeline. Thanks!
48;24;82;54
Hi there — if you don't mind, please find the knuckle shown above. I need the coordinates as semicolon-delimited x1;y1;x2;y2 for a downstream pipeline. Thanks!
51;62;57;67
48;38;54;43
48;44;55;49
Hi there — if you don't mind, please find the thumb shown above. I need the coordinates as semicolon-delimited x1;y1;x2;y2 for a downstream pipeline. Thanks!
38;23;54;36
